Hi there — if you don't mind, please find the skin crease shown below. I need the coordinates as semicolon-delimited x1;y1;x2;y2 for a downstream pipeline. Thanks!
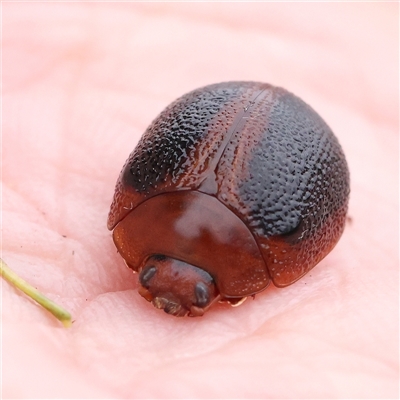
1;2;398;399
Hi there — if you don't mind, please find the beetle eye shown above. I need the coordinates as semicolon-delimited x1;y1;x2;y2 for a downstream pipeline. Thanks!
139;265;157;288
195;282;210;307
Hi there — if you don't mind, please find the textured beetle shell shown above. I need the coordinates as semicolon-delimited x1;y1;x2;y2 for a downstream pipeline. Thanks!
108;81;350;288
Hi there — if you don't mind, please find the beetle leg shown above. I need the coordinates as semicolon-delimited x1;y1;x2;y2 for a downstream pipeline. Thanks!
227;297;247;307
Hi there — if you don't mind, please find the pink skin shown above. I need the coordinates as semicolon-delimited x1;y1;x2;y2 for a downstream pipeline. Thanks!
2;3;398;398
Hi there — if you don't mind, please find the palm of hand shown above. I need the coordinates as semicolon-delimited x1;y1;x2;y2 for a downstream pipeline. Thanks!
2;3;398;398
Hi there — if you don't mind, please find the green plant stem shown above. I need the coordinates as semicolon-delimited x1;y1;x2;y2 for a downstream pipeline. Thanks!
0;258;72;327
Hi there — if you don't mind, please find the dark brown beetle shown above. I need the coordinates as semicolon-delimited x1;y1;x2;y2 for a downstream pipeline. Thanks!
108;82;350;317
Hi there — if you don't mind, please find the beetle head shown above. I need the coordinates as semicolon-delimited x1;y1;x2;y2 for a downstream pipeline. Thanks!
138;255;218;317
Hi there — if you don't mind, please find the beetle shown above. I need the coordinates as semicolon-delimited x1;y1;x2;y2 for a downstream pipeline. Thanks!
107;81;350;317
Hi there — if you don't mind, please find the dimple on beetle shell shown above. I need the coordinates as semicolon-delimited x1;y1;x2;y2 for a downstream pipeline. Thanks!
108;81;350;316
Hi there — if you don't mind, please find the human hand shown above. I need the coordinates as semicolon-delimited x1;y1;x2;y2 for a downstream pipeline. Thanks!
2;3;398;398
